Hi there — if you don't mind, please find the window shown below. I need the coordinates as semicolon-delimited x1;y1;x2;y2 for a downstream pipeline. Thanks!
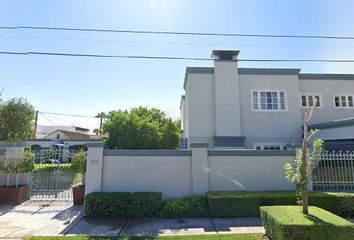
251;90;287;111
255;143;287;150
333;94;354;109
56;134;60;139
301;93;321;108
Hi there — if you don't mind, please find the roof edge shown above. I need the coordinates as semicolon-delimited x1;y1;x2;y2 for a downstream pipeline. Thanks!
183;67;214;89
239;68;301;75
299;73;354;80
309;118;354;130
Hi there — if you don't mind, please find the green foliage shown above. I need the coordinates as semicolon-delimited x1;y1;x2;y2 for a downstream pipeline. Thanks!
0;98;35;142
103;107;180;149
0;150;35;173
206;191;354;217
160;196;209;218
84;192;162;218
71;150;86;174
33;163;72;172
284;138;324;206
260;206;354;240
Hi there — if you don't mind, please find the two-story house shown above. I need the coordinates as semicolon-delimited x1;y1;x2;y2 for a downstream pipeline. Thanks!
180;50;354;151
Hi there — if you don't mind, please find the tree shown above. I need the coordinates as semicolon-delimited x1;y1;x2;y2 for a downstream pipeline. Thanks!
95;112;107;135
103;107;181;149
284;99;323;214
0;98;35;142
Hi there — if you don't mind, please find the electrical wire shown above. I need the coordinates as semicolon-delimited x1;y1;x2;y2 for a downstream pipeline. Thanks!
1;25;354;40
1;51;354;63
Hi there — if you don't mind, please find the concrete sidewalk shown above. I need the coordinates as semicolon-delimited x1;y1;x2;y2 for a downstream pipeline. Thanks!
0;200;83;238
0;200;265;237
67;217;265;237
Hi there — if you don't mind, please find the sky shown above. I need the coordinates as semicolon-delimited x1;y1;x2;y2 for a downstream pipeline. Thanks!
1;0;354;130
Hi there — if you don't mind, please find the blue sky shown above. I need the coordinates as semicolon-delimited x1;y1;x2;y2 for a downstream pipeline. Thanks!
1;0;354;127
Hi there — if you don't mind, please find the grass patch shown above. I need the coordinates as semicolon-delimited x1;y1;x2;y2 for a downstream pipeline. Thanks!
207;191;354;217
26;234;264;240
260;206;354;240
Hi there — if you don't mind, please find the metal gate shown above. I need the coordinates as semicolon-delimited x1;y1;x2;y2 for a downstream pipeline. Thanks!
29;149;83;199
313;151;354;191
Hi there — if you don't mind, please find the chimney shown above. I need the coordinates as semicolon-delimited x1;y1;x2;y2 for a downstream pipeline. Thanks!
212;50;244;148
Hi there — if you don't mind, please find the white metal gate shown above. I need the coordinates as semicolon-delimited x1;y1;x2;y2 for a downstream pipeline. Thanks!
313;151;354;191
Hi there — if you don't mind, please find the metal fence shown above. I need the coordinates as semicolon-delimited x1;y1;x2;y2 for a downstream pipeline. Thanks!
29;148;84;199
313;151;354;191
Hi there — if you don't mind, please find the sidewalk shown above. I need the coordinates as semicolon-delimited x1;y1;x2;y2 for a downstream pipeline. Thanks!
66;217;265;237
0;200;264;237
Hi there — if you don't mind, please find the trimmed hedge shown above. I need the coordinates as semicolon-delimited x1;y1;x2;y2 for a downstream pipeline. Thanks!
160;196;209;218
85;192;162;218
260;206;354;240
207;191;354;217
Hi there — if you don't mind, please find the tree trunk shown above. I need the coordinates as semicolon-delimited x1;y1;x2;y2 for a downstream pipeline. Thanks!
301;117;309;215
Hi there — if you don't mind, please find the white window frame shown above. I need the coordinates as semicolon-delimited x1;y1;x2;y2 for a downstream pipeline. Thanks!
333;94;354;109
254;143;287;150
250;89;288;112
300;93;323;108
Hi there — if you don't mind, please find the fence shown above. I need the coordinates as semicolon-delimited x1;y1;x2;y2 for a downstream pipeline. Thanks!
85;143;296;198
313;151;354;191
0;144;82;199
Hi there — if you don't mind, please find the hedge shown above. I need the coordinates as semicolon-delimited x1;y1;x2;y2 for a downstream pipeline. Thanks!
159;196;209;218
260;206;354;240
207;191;354;217
85;192;162;218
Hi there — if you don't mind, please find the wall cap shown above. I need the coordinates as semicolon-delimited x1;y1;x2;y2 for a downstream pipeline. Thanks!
0;143;26;148
87;142;104;148
190;143;209;148
208;149;296;156
104;149;192;156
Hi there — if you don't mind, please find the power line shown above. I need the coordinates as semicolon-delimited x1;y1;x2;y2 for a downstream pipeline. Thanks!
1;25;354;40
39;111;100;118
3;34;354;48
1;50;354;63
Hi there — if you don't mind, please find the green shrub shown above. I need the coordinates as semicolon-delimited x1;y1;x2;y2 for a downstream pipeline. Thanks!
160;196;209;218
85;192;162;218
260;206;354;240
33;163;72;172
207;191;354;217
71;150;86;174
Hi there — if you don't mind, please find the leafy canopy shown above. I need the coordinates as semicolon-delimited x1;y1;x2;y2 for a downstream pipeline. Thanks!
0;98;35;142
103;107;180;149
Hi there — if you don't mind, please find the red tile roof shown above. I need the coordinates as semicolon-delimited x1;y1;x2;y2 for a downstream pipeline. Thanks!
59;130;91;139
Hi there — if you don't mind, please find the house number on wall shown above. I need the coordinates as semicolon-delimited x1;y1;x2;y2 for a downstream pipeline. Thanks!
90;159;99;164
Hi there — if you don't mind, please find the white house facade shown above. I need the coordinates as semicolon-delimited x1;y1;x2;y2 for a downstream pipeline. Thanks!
180;50;354;151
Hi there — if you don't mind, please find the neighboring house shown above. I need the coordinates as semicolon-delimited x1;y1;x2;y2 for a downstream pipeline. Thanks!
44;129;91;140
28;127;102;162
180;50;354;151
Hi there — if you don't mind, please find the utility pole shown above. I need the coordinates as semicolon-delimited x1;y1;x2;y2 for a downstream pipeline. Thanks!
33;110;39;139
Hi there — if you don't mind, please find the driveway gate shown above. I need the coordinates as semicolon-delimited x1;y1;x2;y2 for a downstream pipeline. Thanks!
312;151;354;191
29;149;83;199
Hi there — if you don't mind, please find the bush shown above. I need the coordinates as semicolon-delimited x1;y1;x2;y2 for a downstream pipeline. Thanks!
207;191;354;217
85;192;162;218
71;150;86;174
260;206;354;240
160;196;209;218
33;163;72;172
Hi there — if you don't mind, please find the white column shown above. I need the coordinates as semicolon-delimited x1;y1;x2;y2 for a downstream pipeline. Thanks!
190;143;209;195
85;142;104;195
